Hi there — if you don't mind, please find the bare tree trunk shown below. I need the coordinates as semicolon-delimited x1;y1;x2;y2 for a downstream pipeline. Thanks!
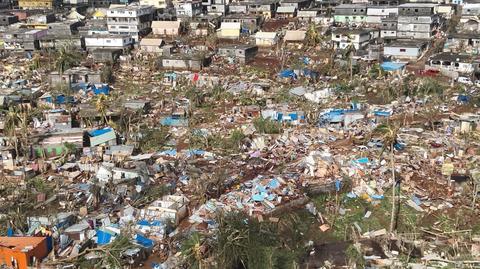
389;144;396;233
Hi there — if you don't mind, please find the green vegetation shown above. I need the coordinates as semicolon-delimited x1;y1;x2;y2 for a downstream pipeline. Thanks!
345;244;365;267
253;117;283;134
180;211;309;269
189;129;245;154
54;44;82;74
73;235;135;269
138;126;170;152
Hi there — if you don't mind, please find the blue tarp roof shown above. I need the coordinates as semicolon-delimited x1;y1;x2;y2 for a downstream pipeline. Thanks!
97;230;112;245
279;69;297;79
380;62;406;71
136;234;154;248
373;110;392;117
160;116;188;127
89;128;113;137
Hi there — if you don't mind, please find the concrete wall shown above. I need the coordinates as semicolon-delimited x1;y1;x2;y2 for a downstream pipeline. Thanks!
334;15;367;23
384;46;421;59
397;22;433;32
397;31;432;39
398;15;435;24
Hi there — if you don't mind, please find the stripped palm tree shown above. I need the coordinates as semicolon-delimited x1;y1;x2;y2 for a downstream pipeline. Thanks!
342;43;356;81
94;94;110;125
373;123;400;233
3;107;21;158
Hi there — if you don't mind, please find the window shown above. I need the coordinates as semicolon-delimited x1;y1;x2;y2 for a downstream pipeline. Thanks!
400;48;406;52
391;31;395;34
106;39;111;43
414;9;418;12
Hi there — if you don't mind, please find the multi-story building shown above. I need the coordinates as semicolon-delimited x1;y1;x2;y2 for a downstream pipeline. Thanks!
173;0;202;17
88;0;134;8
380;15;397;39
366;5;398;25
397;3;440;40
141;0;171;9
331;27;378;50
18;0;61;9
107;5;154;41
206;0;230;15
334;4;367;24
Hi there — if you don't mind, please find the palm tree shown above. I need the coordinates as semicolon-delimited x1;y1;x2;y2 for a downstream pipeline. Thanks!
54;44;81;96
3;107;21;158
305;23;321;48
94;94;110;125
54;44;81;75
373;123;400;233
342;43;356;81
181;232;209;269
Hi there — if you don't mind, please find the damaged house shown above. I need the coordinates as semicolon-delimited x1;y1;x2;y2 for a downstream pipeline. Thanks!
218;44;258;64
428;52;480;75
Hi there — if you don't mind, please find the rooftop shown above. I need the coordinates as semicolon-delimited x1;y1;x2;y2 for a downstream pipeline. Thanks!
0;236;46;252
429;52;476;62
219;44;257;49
385;39;429;48
398;3;437;7
335;4;368;8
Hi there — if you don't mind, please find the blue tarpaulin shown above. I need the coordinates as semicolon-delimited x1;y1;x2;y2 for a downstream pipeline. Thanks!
159;149;177;156
136;234;154;248
374;110;392;117
279;69;297;79
380;62;406;71
97;230;112;245
89;128;113;137
457;95;470;103
160;116;188;127
93;84;110;95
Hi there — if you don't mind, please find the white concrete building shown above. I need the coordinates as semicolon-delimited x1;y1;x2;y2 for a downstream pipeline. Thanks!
366;6;398;24
331;28;378;50
84;35;134;50
173;0;202;17
140;0;170;9
107;5;154;41
383;40;428;60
